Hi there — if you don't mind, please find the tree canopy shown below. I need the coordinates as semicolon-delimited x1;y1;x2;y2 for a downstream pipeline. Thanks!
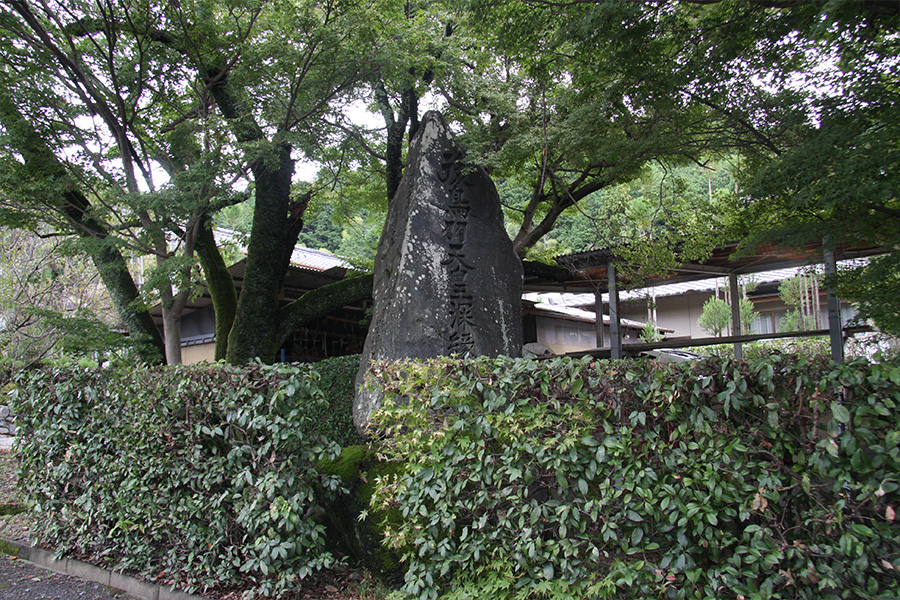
1;0;898;363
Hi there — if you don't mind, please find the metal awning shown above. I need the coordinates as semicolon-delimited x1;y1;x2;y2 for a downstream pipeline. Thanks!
526;241;887;363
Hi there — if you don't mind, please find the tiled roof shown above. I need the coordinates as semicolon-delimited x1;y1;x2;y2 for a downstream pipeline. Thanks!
524;299;651;330
289;246;349;271
214;228;348;272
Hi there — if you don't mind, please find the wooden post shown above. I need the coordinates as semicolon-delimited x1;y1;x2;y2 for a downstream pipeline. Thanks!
729;273;743;360
609;260;622;359
823;245;844;363
594;290;604;348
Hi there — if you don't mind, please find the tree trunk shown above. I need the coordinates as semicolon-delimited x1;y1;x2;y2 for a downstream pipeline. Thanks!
513;177;609;254
89;242;165;364
375;82;417;204
161;298;183;365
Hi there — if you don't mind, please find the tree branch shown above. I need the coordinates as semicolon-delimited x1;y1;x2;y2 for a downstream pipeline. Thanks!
274;273;373;351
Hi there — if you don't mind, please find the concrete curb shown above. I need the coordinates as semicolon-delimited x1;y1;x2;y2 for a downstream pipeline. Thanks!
0;536;206;600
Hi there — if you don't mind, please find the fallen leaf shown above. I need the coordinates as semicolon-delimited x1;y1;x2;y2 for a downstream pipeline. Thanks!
886;506;896;521
751;489;768;512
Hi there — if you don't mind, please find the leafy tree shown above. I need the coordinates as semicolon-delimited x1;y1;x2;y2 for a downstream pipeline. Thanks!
447;1;811;259
841;258;900;335
739;296;760;334
334;0;845;279
640;321;663;343
0;0;234;364
296;202;344;253
4;0;897;367
547;161;738;257
0;90;167;362
722;2;900;334
778;273;821;332
337;214;382;271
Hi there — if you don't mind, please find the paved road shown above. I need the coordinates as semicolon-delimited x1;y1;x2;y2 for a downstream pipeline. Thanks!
0;555;139;600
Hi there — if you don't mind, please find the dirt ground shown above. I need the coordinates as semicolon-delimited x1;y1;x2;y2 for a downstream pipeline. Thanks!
0;446;31;545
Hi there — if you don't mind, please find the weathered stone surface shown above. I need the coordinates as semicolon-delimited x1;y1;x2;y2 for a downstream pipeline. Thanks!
354;111;523;433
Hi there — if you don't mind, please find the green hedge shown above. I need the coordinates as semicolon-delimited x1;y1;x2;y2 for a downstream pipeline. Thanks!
12;362;350;597
314;354;367;448
369;355;900;600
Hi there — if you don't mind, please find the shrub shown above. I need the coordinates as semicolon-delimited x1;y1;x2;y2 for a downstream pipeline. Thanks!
12;362;344;598
369;354;900;600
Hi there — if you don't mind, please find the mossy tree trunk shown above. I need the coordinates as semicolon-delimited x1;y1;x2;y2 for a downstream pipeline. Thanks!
274;274;374;351
225;142;296;363
202;63;375;364
195;221;238;361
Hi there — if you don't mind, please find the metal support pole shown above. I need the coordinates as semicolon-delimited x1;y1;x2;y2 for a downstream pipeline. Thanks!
594;290;604;349
609;261;622;359
823;245;845;363
729;273;743;360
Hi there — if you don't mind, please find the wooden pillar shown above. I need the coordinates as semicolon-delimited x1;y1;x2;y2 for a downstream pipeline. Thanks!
594;290;604;348
823;245;845;363
729;273;743;360
609;261;622;359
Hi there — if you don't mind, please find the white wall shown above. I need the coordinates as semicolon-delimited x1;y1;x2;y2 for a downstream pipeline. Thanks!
619;292;715;339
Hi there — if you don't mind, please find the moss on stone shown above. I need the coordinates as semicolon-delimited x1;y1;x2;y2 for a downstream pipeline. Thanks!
0;538;20;556
319;445;405;579
0;503;24;516
319;445;371;486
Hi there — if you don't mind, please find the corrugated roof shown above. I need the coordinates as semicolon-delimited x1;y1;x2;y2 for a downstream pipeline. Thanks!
526;263;855;307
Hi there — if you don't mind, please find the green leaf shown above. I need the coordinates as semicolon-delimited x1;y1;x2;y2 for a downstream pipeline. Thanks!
631;527;644;546
831;402;851;424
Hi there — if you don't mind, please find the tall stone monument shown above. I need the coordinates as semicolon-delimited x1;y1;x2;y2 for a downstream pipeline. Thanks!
353;111;523;434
